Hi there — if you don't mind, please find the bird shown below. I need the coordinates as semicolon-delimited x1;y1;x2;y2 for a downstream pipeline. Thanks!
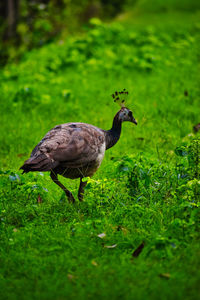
20;90;137;203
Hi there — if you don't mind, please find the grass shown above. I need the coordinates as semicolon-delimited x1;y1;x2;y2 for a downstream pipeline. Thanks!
0;7;200;300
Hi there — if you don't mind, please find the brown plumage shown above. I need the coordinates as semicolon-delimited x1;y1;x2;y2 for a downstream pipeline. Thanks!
20;107;137;202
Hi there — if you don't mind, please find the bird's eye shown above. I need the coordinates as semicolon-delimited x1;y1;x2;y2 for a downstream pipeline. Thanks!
128;111;132;117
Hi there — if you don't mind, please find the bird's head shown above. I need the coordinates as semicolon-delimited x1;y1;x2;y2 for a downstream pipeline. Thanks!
118;107;137;125
112;89;137;125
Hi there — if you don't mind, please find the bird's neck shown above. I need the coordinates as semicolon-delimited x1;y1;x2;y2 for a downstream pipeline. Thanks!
105;113;122;150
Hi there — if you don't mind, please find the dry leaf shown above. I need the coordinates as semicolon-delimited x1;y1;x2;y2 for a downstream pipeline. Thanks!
17;153;27;158
104;244;117;249
67;274;75;281
114;225;128;235
98;233;106;239
121;227;128;235
91;260;98;266
193;123;200;133
132;242;145;257
159;273;170;279
37;194;42;203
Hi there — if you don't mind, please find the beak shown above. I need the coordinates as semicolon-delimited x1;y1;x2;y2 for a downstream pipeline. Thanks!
131;116;137;125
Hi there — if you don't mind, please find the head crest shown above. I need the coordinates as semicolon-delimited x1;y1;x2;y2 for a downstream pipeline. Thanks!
112;89;128;108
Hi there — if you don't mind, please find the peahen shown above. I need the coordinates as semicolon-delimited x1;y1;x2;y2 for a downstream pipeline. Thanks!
20;90;137;202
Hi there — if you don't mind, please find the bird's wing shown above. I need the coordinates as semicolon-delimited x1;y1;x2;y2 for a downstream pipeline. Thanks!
31;123;105;168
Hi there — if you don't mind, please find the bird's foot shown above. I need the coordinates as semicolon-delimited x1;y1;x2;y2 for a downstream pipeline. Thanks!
66;192;75;203
78;194;84;202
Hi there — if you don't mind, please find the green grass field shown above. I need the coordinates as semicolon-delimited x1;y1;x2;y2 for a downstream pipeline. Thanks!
0;5;200;300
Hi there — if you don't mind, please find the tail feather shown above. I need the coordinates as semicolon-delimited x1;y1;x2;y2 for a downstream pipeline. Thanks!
20;153;58;173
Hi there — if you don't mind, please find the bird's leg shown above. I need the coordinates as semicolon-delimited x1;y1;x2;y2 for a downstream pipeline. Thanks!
50;171;75;203
78;178;87;201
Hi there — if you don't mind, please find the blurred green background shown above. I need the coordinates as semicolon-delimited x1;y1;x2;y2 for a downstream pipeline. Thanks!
1;0;200;64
